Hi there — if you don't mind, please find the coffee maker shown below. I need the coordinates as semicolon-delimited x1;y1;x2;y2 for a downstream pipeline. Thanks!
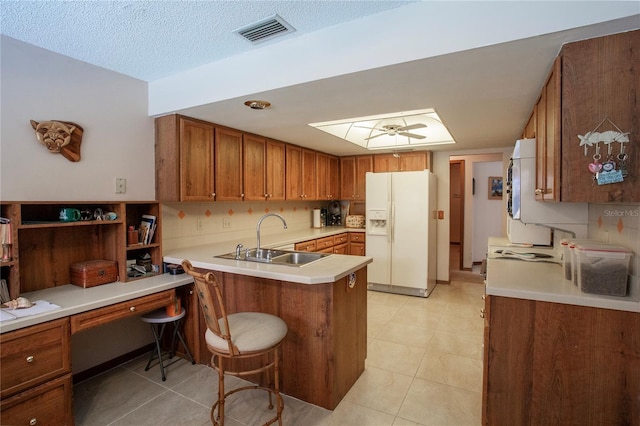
327;201;342;226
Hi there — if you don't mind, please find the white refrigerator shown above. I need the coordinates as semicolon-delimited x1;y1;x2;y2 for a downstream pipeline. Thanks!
365;170;437;297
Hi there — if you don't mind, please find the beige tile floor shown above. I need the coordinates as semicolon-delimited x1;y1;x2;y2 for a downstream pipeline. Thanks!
73;275;485;426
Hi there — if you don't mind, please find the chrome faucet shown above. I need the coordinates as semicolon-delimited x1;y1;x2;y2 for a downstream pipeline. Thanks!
256;213;288;252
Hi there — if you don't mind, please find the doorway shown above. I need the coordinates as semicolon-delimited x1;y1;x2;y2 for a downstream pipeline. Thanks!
449;160;465;271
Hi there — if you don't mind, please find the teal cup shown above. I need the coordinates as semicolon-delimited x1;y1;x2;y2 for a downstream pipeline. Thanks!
59;208;81;222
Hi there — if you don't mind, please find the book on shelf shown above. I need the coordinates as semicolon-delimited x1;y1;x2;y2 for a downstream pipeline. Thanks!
139;214;156;245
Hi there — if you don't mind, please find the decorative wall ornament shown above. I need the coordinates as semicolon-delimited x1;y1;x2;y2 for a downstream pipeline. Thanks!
30;120;84;162
577;118;630;186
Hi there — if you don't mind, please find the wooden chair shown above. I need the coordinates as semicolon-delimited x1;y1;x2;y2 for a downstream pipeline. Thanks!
182;260;287;426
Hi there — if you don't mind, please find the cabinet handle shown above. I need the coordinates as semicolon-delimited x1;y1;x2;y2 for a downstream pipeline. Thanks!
534;188;543;195
482;294;486;300
480;308;486;319
30;418;37;426
130;306;136;312
189;290;193;295
26;355;34;363
241;194;245;198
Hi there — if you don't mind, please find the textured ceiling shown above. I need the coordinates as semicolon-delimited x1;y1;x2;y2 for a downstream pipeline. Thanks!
0;0;413;81
2;1;639;156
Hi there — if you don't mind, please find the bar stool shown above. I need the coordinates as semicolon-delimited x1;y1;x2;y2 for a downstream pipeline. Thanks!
141;307;195;381
182;260;287;426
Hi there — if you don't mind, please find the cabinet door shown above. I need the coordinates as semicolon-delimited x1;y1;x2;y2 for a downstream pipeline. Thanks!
561;30;639;202
399;152;427;171
373;154;397;172
302;149;317;200
286;145;302;200
355;155;373;200
243;134;266;201
543;58;561;201
535;90;547;201
340;157;356;199
215;127;244;201
317;153;339;200
180;118;215;201
349;242;365;256
266;140;286;201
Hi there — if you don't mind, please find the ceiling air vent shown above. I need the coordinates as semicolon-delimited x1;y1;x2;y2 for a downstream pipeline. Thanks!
234;14;296;44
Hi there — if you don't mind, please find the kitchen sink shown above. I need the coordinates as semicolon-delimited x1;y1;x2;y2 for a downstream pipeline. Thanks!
215;248;331;267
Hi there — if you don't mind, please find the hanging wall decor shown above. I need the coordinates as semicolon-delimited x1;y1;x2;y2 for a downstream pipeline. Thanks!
577;118;630;186
30;120;84;162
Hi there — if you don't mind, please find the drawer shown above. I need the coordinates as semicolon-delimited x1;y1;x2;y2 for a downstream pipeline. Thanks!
70;289;175;334
295;240;317;252
334;233;349;245
349;233;366;243
315;236;335;250
0;318;70;399
0;374;73;426
317;247;334;254
333;243;348;255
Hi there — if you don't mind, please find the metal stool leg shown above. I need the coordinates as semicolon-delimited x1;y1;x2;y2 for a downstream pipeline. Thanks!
173;318;195;364
145;323;167;381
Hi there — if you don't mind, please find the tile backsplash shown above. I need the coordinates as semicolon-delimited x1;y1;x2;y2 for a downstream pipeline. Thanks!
162;201;333;251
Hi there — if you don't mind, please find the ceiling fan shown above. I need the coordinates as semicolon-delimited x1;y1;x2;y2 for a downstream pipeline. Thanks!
357;123;427;140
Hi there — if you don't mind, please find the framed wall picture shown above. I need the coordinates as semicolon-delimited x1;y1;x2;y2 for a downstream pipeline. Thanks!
488;176;503;200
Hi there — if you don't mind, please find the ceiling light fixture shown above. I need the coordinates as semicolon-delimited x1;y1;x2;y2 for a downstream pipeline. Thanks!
244;100;271;110
309;108;456;151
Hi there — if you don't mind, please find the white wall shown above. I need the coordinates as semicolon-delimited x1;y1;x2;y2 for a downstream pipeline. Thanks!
0;36;155;201
0;36;156;374
472;161;504;263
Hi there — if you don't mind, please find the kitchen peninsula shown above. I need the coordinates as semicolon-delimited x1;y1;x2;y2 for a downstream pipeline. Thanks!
164;231;372;410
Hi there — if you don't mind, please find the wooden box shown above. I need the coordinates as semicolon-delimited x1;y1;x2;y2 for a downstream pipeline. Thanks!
70;260;118;288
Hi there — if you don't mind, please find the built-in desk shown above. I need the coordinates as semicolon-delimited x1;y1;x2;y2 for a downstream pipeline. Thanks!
0;273;193;426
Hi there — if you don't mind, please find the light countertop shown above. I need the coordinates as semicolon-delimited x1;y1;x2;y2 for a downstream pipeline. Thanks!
0;273;193;333
486;257;639;313
163;227;371;285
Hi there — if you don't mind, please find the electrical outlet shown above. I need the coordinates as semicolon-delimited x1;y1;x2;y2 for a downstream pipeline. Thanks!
223;217;231;228
196;219;203;231
115;178;126;194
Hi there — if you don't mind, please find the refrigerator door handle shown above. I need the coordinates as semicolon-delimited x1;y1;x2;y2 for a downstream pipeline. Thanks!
390;202;395;243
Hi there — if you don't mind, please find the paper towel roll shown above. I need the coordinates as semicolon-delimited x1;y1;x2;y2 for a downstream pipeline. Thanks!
313;209;321;228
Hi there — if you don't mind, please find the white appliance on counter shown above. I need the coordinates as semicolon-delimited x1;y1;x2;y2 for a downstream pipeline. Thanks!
507;138;588;245
366;170;437;297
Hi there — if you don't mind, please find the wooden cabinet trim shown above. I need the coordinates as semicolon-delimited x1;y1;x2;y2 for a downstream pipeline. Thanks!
70;289;175;334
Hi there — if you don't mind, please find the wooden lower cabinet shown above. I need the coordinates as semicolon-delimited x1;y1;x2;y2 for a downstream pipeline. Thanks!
483;295;640;425
202;268;368;410
0;374;73;426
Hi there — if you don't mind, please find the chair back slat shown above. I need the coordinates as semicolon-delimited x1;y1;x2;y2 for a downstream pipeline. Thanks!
182;260;238;355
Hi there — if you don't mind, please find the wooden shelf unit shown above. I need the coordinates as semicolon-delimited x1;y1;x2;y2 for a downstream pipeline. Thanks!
0;201;162;299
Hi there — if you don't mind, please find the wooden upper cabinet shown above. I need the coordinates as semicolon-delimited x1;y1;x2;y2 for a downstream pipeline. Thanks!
317;153;339;200
522;108;536;139
155;115;215;202
243;134;266;201
560;30;639;202
214;127;244;201
265;139;285;201
533;57;560;201
340;156;356;199
286;145;316;200
285;145;302;200
340;155;372;200
374;152;429;172
355;155;373;200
